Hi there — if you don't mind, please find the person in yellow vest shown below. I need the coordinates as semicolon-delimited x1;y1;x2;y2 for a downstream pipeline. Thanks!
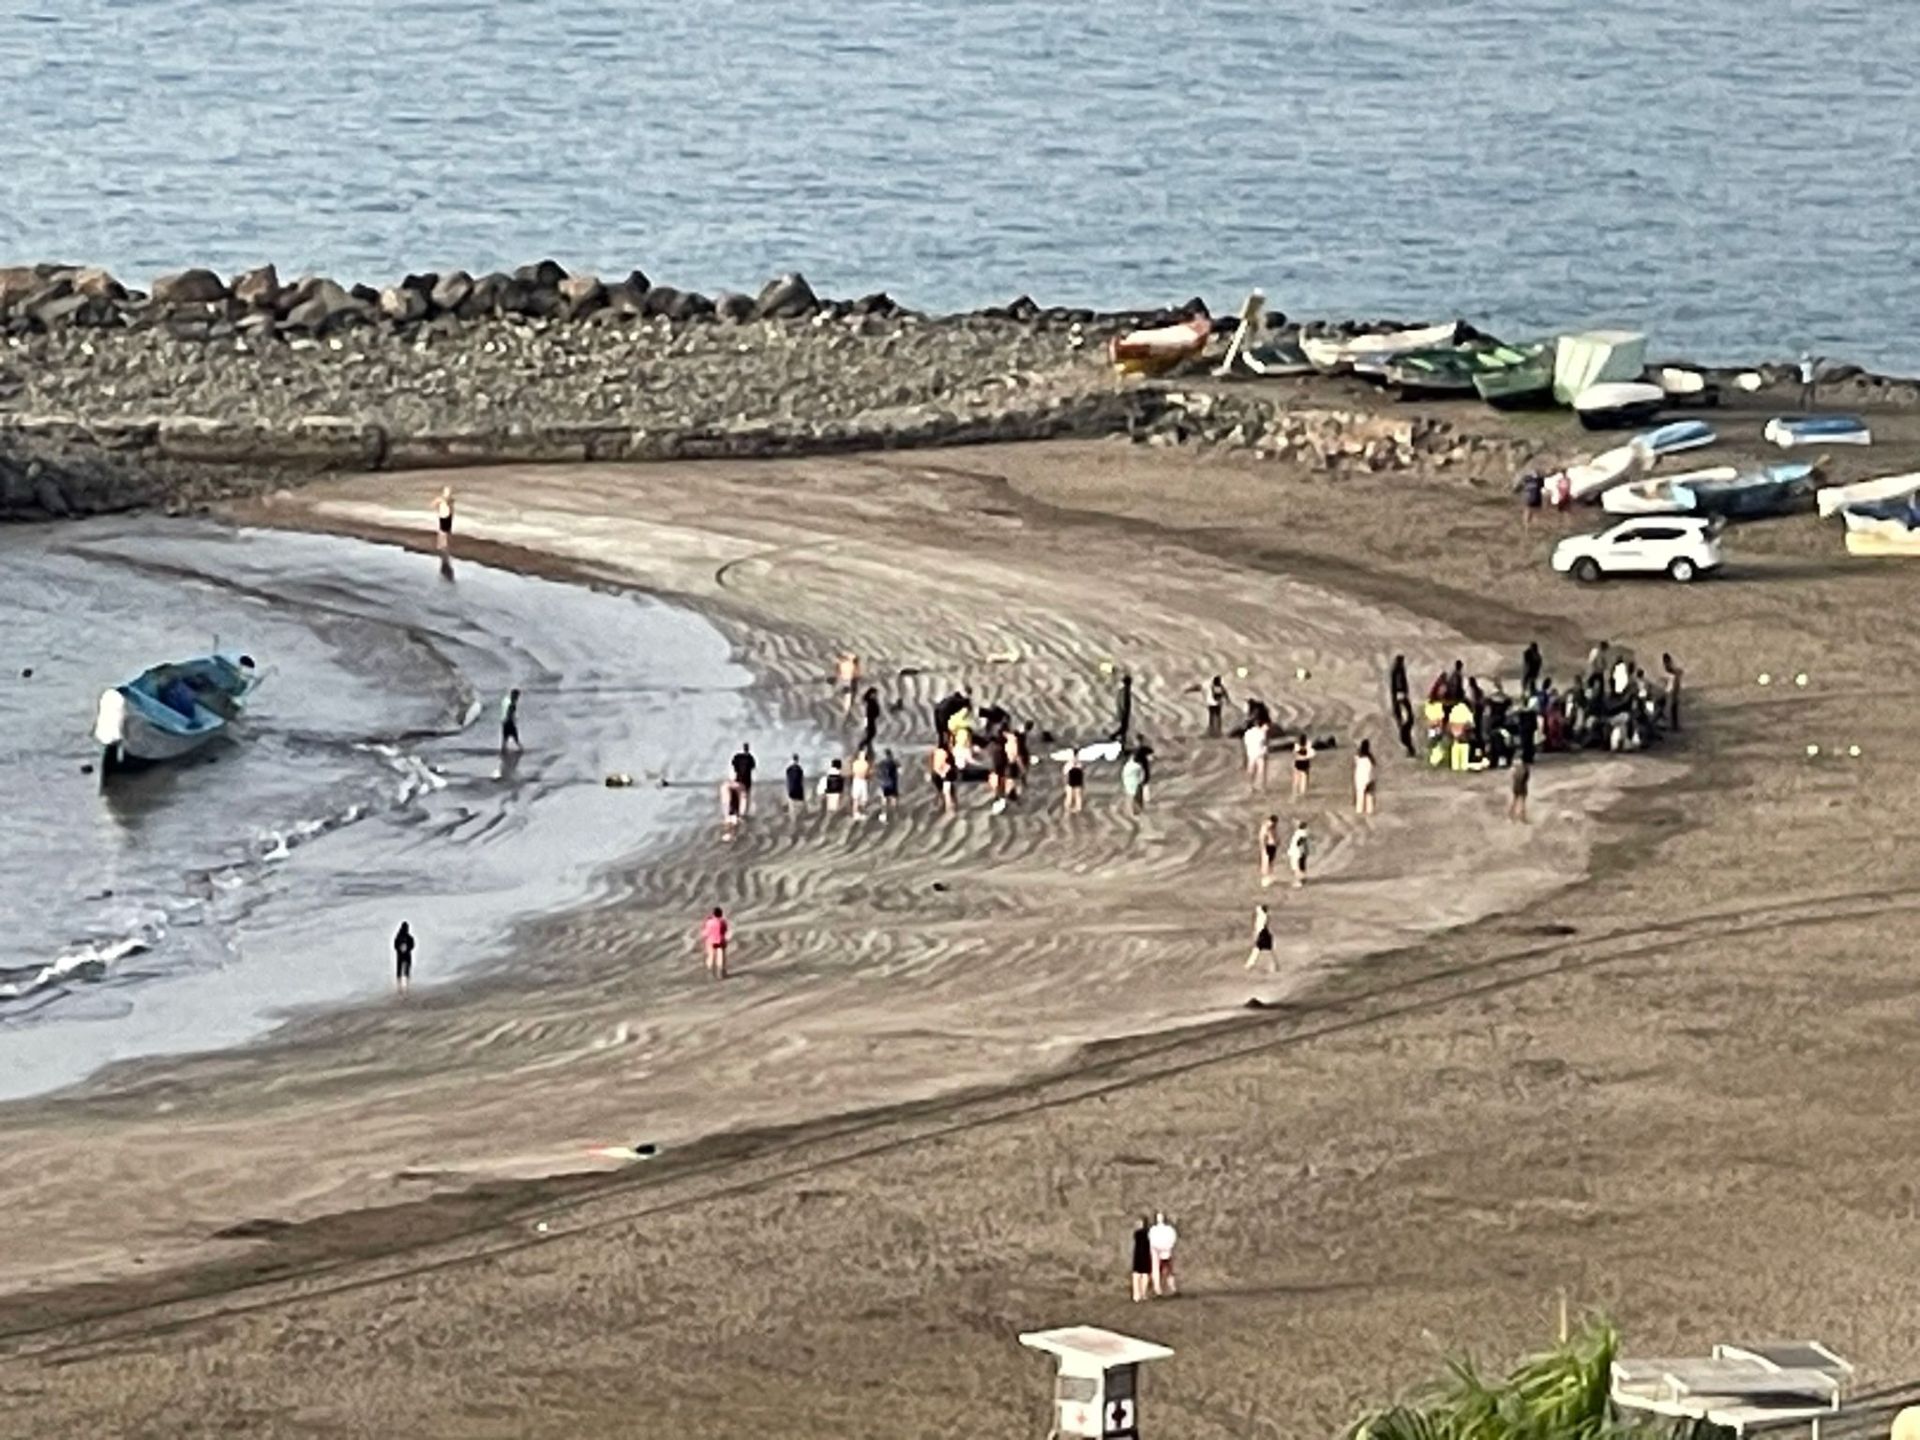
1423;696;1448;767
1447;699;1475;772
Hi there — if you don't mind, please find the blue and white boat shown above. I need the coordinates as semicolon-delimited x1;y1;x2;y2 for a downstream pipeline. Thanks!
1633;419;1716;457
1764;414;1871;448
93;653;260;773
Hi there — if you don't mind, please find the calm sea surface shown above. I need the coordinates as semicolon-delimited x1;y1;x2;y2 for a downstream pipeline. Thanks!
1;0;1915;369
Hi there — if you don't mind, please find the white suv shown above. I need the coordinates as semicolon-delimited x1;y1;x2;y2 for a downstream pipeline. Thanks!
1552;516;1723;584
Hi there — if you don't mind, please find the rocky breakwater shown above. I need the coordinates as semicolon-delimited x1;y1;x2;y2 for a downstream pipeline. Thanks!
0;262;1173;519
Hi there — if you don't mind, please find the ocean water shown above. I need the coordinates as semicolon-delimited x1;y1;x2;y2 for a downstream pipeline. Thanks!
0;0;1915;369
0;522;790;1099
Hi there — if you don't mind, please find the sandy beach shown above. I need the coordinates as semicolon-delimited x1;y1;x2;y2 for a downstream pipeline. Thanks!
6;411;1920;1437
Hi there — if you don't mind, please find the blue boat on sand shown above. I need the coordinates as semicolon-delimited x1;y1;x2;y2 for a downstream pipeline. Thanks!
92;653;260;776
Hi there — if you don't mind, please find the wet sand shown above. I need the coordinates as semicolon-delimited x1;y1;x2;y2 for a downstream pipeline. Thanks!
6;420;1920;1437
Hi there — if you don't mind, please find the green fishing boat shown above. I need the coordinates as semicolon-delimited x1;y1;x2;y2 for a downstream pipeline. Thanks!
1471;342;1555;409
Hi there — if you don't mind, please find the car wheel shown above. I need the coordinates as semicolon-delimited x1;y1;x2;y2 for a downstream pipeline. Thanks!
1573;557;1603;584
1668;557;1697;583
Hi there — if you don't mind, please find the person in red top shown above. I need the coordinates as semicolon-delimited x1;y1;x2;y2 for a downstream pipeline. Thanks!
701;907;731;980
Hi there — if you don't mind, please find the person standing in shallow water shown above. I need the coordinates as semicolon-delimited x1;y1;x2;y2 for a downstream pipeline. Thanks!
1206;674;1229;738
701;907;730;980
1245;902;1275;971
730;742;756;816
1509;760;1532;823
1258;814;1280;887
1389;654;1416;758
433;486;455;553
393;921;415;994
499;688;522;756
1286;821;1311;888
784;754;806;817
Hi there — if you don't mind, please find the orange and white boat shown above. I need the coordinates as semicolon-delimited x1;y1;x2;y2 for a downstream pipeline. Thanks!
1108;314;1211;375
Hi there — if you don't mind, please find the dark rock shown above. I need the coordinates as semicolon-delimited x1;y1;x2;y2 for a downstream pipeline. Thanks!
712;291;754;323
283;278;367;333
850;291;898;317
753;272;818;320
459;272;509;319
231;264;281;310
150;268;229;307
603;279;647;316
429;270;473;314
399;272;439;298
620;268;651;297
642;284;683;319
378;285;429;323
1005;295;1041;322
349;283;380;306
557;275;606;316
514;259;568;288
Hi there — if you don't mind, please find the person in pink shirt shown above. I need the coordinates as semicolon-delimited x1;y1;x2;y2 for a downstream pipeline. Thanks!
701;907;731;980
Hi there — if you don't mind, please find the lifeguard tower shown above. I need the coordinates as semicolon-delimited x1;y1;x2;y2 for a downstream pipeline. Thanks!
1019;1325;1174;1439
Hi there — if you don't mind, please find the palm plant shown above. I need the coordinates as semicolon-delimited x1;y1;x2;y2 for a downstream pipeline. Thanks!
1350;1314;1675;1440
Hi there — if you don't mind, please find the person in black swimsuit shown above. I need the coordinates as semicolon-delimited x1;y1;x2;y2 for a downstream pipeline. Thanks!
1245;903;1274;971
1130;1216;1153;1302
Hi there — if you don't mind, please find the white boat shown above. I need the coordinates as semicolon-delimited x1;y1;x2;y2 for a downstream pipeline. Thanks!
1300;321;1459;374
1655;366;1716;403
1817;471;1920;519
93;652;260;774
1602;468;1736;515
1573;381;1665;430
1564;443;1650;502
1764;414;1871;448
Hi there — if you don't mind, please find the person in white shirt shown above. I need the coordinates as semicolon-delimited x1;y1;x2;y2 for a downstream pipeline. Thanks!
1353;738;1377;816
1146;1212;1178;1296
1243;720;1269;790
1286;822;1311;888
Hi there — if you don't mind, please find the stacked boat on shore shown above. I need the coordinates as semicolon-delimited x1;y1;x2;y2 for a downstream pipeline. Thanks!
1814;470;1920;554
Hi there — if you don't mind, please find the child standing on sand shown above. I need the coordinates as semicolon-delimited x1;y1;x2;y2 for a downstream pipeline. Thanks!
701;907;730;980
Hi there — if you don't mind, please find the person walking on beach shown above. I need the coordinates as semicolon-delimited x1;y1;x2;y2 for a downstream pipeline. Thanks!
433;486;455;553
821;757;847;814
877;748;901;817
849;747;874;819
1147;1212;1178;1296
1206;674;1229;738
1519;470;1544;529
1130;1216;1153;1303
1286;821;1311;888
1062;752;1086;814
1522;641;1543;696
1291;734;1314;797
784;754;806;817
1258;815;1280;887
1243;714;1270;789
393;921;415;995
1121;747;1148;813
1112;671;1135;749
499;688;522;755
730;743;756;816
1800;352;1820;412
1353;739;1377;816
1662;652;1684;732
701;907;730;980
836;653;861;719
1245;902;1274;971
859;686;881;751
1509;760;1532;824
721;778;744;842
1390;654;1416;758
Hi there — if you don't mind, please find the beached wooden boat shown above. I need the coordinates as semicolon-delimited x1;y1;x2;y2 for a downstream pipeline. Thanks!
1633;419;1716;457
1384;347;1488;400
1574;381;1665;430
1764;414;1871;448
1300;321;1459;375
1108;315;1211;376
93;652;259;775
1472;343;1554;409
1816;470;1920;518
1603;463;1812;518
1239;338;1312;377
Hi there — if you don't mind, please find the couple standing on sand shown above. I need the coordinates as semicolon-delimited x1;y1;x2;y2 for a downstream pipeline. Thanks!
1129;1213;1179;1301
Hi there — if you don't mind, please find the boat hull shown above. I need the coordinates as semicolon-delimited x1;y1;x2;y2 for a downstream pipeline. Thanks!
92;652;259;769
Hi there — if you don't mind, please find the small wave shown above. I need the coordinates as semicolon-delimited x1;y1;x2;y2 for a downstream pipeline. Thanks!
0;931;154;1002
359;742;448;804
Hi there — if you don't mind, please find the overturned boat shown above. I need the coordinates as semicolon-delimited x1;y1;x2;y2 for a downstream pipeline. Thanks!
1565;443;1654;502
1632;419;1716;457
1108;315;1211;376
1765;414;1871;448
1573;381;1665;430
1843;493;1920;554
93;653;260;776
1602;463;1812;519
